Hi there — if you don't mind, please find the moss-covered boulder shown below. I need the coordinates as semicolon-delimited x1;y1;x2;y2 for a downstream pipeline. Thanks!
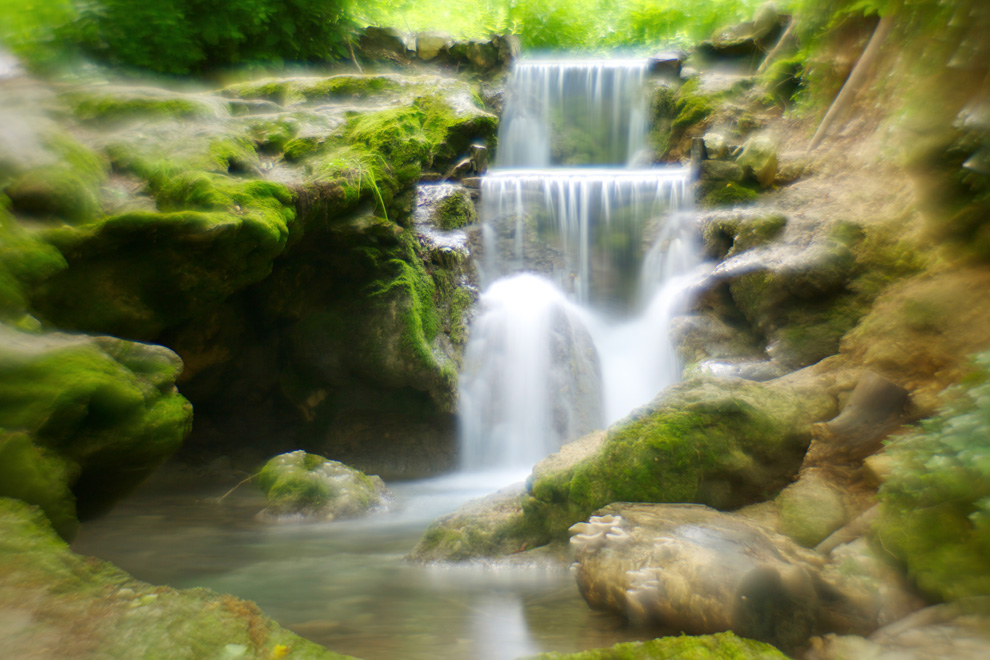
257;450;390;521
704;218;926;370
413;375;837;561
0;497;355;659
873;351;990;602
523;632;789;659
32;177;296;339
0;324;192;537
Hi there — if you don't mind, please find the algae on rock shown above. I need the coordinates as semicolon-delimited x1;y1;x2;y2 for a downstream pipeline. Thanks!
257;450;391;521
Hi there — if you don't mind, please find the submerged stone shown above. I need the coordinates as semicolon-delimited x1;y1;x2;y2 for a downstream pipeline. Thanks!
257;450;391;522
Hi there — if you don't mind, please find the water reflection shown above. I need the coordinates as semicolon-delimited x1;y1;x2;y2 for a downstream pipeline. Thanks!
71;470;644;660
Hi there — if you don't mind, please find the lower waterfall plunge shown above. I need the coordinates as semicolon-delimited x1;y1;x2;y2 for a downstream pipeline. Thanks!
459;168;709;472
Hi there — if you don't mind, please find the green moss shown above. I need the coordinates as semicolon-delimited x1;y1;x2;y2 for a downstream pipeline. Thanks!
0;327;192;524
67;92;214;124
32;173;294;339
206;136;260;174
284;136;322;162
222;80;293;105
672;79;716;130
435;190;477;230
299;75;404;101
257;450;385;519
524;632;790;659
875;351;990;602
523;378;822;541
0;431;79;540
702;182;760;207
3;133;109;224
246;119;299;153
0;202;67;321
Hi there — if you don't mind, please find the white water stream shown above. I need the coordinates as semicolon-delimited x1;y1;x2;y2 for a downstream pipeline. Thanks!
460;58;707;472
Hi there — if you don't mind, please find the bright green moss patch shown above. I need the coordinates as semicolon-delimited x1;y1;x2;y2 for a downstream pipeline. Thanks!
0;431;79;540
66;91;216;124
434;190;477;230
257;450;388;520
672;79;716;130
524;632;790;659
299;75;404;101
3;133;109;224
32;173;294;339
523;377;830;540
876;351;990;602
701;182;759;207
0;202;67;321
0;326;191;526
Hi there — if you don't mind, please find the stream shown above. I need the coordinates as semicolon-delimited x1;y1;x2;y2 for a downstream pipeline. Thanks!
71;469;653;660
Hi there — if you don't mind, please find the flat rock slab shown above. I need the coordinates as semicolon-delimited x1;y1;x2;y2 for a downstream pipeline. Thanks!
569;502;825;653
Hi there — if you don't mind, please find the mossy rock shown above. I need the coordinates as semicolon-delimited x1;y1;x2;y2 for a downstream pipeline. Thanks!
522;632;789;659
3;133;109;224
0;430;79;539
64;88;220;124
222;74;407;106
0;325;192;534
31;174;295;340
415;377;837;559
701;212;786;259
257;450;390;521
434;190;477;230
0;202;66;323
0;497;355;659
700;182;760;207
875;351;990;602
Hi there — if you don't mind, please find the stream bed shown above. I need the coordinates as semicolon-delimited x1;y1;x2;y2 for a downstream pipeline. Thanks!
71;468;652;660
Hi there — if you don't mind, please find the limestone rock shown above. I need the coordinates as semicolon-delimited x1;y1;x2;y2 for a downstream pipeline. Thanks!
776;470;850;547
737;134;780;188
569;503;825;652
0;498;353;659
816;538;927;635
807;604;990;660
416;31;453;61
256;450;391;522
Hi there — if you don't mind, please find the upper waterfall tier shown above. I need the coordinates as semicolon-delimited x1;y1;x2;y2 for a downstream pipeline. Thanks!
479;167;691;309
497;58;652;168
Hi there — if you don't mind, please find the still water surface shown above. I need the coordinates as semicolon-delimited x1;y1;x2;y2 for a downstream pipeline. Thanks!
72;469;650;660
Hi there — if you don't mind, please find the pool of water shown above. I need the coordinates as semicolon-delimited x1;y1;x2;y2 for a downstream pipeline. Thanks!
71;469;651;660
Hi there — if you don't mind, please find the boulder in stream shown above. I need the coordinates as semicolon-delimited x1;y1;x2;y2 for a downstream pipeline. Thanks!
569;502;825;653
257;450;391;522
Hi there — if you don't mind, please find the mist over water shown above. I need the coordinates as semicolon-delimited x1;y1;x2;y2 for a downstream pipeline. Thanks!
460;58;707;473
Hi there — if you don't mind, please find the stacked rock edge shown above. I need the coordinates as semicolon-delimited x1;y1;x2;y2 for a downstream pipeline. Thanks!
0;497;355;660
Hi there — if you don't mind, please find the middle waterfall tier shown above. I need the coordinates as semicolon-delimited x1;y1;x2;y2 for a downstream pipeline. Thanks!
479;167;692;311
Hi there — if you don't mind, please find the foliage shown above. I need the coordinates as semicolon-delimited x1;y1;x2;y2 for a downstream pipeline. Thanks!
359;0;772;51
1;0;356;74
876;351;990;602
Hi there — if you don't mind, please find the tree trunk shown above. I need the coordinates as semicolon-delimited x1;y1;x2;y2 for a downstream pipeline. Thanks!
808;15;895;151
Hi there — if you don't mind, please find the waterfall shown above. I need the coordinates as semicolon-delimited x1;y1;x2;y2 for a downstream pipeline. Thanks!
498;59;652;167
459;58;702;473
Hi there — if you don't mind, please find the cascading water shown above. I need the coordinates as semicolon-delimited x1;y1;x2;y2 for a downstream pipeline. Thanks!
460;58;707;473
